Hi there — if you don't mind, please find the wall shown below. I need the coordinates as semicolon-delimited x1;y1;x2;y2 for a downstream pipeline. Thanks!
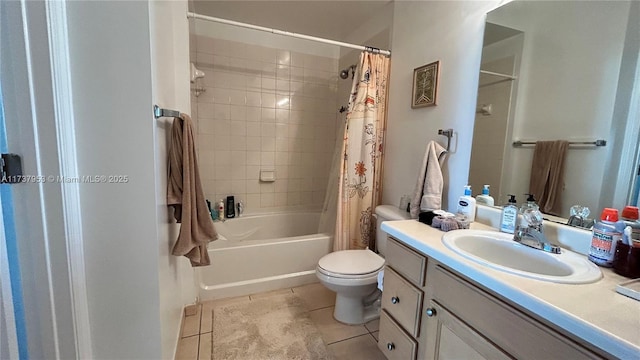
383;1;503;212
66;1;162;358
149;1;198;359
489;1;631;216
190;24;339;213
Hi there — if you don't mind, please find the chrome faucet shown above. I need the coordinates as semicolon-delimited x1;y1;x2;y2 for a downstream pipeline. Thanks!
514;226;561;254
513;209;561;254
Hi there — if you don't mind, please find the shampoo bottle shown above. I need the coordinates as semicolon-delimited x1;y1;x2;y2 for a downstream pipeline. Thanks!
457;185;477;222
226;196;236;219
500;194;518;234
476;185;495;206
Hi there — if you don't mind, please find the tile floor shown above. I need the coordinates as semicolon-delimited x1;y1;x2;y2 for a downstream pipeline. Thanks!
175;283;385;360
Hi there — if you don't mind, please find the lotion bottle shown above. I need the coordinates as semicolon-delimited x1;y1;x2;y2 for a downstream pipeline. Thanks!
476;185;495;206
457;185;476;222
500;194;518;234
217;199;225;220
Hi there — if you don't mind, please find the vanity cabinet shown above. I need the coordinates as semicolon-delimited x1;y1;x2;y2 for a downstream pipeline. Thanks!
379;237;609;360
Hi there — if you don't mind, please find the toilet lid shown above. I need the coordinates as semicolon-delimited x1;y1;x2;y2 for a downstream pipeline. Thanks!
318;250;384;275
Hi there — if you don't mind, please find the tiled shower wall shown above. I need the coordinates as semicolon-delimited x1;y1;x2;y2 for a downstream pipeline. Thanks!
190;35;339;213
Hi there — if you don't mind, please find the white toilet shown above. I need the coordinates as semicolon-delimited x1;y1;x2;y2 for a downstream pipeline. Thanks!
316;205;410;324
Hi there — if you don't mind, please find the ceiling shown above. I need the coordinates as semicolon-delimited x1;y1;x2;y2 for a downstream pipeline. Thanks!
191;1;393;42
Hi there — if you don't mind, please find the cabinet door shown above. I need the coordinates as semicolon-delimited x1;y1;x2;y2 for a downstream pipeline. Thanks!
424;301;512;360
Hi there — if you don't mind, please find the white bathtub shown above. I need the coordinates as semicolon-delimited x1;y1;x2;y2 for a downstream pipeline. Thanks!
197;211;332;300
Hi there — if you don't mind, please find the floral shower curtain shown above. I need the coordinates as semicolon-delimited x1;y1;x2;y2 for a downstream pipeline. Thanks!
334;52;390;251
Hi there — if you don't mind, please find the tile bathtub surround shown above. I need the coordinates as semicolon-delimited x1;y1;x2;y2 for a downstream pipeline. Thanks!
175;283;384;360
191;36;339;213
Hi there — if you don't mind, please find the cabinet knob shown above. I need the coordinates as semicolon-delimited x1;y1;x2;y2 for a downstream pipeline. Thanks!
426;307;437;317
387;342;395;351
391;296;400;304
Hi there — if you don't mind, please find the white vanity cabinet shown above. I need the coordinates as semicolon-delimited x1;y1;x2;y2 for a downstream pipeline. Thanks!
379;237;611;360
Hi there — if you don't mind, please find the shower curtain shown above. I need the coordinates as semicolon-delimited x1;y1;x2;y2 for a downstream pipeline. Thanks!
333;52;390;251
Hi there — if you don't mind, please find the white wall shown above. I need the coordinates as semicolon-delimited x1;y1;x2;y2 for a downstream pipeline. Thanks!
489;1;631;216
383;1;503;212
149;1;198;359
66;1;163;358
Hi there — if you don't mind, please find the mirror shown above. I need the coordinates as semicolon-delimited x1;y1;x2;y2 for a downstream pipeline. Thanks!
470;0;640;220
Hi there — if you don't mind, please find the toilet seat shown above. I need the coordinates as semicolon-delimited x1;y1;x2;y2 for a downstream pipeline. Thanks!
317;250;384;279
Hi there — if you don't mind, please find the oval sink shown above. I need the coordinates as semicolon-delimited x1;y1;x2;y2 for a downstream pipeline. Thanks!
441;230;602;284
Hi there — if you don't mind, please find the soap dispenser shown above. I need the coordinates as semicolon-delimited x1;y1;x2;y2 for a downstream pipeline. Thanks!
500;195;518;234
519;194;539;228
457;185;477;222
476;185;495;206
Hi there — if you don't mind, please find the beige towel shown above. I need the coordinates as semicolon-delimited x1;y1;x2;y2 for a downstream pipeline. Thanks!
410;141;447;219
167;114;218;267
529;140;569;215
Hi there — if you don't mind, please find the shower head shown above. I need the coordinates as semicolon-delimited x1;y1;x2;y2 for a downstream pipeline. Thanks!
339;64;357;79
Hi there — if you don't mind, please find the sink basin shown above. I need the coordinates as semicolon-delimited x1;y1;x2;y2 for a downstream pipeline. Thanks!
441;230;602;284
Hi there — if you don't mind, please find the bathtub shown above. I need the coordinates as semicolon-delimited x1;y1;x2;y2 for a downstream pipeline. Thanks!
197;210;332;300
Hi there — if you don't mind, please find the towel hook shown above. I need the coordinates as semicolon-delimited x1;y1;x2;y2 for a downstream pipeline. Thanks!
438;128;453;152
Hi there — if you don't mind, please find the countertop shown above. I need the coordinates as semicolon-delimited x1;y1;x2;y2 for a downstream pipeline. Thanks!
381;220;640;359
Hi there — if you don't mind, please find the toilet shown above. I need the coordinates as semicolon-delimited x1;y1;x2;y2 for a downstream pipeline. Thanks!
316;205;410;324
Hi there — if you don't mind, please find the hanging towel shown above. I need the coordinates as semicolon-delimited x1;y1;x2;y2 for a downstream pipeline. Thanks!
410;141;447;219
529;140;569;216
167;113;218;267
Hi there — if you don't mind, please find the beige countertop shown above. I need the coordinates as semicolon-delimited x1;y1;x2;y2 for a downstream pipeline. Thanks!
381;219;640;359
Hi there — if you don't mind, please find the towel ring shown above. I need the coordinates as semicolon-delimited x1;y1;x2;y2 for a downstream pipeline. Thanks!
438;128;453;152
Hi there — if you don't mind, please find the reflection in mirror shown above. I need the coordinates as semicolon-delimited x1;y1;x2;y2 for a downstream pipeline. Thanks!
470;0;640;220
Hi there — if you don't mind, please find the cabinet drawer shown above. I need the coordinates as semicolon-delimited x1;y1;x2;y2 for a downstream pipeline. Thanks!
382;267;423;337
378;310;417;360
386;237;427;286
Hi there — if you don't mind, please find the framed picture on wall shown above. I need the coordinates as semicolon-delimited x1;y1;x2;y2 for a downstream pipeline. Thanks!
412;61;440;108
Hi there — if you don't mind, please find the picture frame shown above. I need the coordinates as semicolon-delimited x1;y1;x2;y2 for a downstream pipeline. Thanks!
412;61;440;108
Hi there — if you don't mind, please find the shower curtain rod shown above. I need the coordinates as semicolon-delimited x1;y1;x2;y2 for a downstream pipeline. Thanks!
480;70;516;80
186;12;391;56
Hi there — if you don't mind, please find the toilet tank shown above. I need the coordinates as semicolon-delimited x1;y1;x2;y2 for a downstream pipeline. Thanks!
375;205;411;257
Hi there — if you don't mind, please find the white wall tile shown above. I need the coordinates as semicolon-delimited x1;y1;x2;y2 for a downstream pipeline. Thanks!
246;92;262;107
214;150;231;166
261;193;275;207
261;93;276;109
261;108;276;122
228;90;246;106
274;193;288;206
247;151;261;166
231;121;246;136
246;194;261;208
246;165;260;180
246;180;261;194
260;182;275;193
261;151;275;166
246;137;261;151
194;36;339;213
261;137;276;152
261;123;276;137
230;106;246;121
230;150;246;166
277;50;290;66
232;180;247;194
